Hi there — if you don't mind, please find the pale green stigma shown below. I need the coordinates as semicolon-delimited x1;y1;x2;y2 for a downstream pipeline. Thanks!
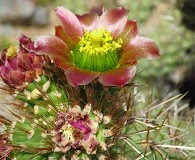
73;29;123;72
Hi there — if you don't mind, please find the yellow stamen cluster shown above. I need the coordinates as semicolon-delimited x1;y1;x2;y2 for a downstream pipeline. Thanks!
60;123;75;142
73;29;123;72
79;29;122;55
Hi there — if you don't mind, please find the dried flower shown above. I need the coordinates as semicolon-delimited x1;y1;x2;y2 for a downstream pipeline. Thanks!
35;7;160;87
0;35;46;91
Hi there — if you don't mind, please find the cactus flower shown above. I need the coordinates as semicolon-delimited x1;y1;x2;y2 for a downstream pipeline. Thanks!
52;103;114;158
35;7;160;87
52;104;99;154
0;35;46;91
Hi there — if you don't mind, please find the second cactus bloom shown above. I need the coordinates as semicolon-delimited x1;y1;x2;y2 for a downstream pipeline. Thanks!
35;7;160;87
52;104;114;159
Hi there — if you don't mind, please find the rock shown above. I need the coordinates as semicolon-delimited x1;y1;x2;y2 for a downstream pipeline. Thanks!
0;0;50;26
31;6;50;26
0;79;19;121
0;24;14;36
0;0;36;23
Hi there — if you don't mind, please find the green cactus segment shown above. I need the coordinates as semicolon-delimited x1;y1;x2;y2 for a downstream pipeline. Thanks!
16;75;68;117
46;82;68;108
10;151;63;160
9;118;52;150
113;112;195;160
7;74;70;157
10;151;47;160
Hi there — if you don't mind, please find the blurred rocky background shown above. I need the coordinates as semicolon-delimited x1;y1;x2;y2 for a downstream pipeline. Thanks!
0;0;50;26
0;0;51;38
177;0;195;109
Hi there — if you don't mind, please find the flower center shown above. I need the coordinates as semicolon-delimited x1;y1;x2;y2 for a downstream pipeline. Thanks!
72;29;123;72
60;123;75;142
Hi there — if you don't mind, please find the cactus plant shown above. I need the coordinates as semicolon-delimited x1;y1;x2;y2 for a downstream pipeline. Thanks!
0;5;194;160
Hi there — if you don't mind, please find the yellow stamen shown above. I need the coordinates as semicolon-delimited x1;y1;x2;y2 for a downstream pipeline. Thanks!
73;29;123;72
6;45;17;58
60;123;75;142
78;29;122;55
89;29;104;48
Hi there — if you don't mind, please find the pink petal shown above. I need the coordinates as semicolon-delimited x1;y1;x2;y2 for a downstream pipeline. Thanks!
18;34;35;53
81;134;97;154
55;25;74;49
55;6;83;45
120;36;160;64
33;55;45;69
17;54;33;70
99;65;136;87
119;20;138;47
35;35;71;62
99;7;129;39
65;67;99;87
10;70;25;85
53;56;73;70
70;120;91;134
76;13;98;32
24;71;36;82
